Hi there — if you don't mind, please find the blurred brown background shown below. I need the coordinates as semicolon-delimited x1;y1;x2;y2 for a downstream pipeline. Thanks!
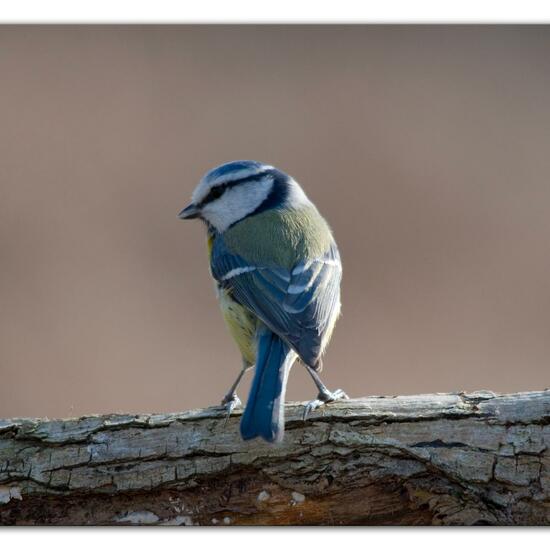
1;25;549;419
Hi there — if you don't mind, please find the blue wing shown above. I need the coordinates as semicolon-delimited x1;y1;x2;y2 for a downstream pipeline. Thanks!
211;235;342;368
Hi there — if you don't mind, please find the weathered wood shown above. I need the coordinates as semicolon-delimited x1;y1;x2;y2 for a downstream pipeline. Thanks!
0;390;548;525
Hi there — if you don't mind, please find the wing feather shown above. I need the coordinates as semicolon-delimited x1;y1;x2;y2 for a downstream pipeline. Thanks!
211;235;341;367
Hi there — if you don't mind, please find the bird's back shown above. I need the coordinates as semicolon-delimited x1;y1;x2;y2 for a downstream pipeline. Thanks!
222;205;335;270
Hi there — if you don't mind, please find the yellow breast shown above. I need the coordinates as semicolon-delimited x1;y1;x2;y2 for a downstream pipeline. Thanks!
207;233;257;366
218;287;258;366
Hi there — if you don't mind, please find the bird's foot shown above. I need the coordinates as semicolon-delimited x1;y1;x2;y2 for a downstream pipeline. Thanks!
302;388;349;421
220;393;242;426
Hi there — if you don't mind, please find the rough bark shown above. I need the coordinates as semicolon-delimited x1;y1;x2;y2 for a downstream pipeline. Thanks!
0;390;549;526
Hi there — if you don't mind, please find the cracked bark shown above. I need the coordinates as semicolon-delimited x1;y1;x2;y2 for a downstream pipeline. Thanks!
0;390;549;525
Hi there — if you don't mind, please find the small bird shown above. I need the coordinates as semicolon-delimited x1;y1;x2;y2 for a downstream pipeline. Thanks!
179;160;347;442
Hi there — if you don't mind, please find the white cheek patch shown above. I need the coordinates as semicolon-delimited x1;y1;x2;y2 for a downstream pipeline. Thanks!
202;176;274;232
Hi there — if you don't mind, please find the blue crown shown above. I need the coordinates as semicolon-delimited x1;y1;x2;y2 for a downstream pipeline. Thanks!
203;160;271;186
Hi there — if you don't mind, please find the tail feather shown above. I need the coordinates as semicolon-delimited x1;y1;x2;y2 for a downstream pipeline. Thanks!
240;329;294;443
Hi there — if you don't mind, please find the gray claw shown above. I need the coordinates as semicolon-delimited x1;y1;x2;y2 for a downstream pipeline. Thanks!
330;389;349;400
303;389;349;421
220;394;242;426
302;399;324;421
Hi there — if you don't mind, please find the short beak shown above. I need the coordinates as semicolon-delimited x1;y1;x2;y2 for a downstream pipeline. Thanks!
178;203;200;220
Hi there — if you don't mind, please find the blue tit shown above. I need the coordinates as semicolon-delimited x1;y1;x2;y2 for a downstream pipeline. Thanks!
179;160;347;443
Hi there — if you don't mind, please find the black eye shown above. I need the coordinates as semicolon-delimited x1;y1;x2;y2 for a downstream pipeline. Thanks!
212;187;223;199
198;183;230;207
205;186;224;203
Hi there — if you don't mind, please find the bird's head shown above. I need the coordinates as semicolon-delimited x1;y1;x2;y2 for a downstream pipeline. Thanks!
178;160;310;232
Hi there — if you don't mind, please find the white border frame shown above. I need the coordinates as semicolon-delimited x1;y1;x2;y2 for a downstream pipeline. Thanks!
0;0;550;23
0;4;548;546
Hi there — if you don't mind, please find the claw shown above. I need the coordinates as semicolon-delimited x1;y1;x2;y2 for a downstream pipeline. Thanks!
302;399;324;421
302;389;349;421
330;389;349;400
221;393;242;409
220;393;242;427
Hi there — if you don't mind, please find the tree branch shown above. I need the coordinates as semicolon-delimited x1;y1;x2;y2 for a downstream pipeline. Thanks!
1;390;549;525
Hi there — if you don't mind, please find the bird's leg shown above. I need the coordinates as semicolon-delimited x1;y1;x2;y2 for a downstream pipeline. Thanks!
303;365;349;420
220;360;252;418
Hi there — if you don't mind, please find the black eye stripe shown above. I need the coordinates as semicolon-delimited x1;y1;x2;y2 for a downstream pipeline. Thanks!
198;185;226;207
198;171;270;207
204;186;223;203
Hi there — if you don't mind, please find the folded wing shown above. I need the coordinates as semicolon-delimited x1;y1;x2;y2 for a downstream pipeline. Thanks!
211;235;342;368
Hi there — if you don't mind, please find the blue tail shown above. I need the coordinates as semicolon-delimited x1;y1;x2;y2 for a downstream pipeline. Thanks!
240;328;294;443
